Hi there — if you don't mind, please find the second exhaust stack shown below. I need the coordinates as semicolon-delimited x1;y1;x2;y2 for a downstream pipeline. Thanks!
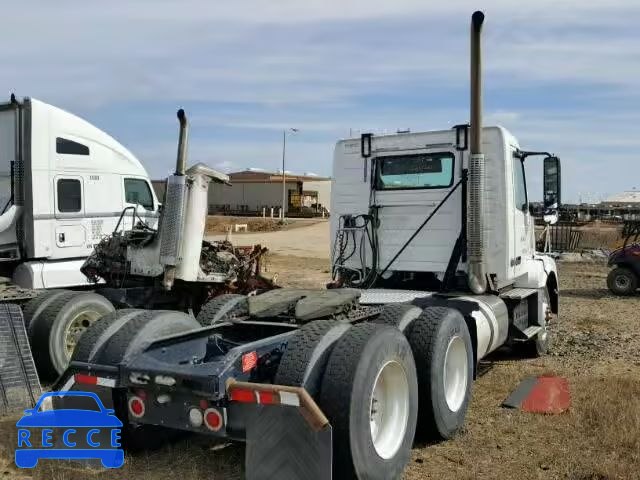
467;10;488;294
159;109;190;290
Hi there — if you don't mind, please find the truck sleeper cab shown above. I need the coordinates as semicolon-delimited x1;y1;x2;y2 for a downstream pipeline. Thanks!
0;96;159;289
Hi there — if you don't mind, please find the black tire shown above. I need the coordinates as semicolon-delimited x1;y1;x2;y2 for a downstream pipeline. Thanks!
196;293;249;326
318;323;418;480
407;306;473;440
22;289;69;336
96;310;201;366
607;267;638;296
373;303;423;333
71;309;141;363
274;320;350;397
30;291;115;379
74;309;200;451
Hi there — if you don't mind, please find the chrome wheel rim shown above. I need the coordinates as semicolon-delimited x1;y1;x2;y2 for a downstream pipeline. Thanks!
64;310;102;358
369;360;410;459
540;288;553;342
443;336;468;412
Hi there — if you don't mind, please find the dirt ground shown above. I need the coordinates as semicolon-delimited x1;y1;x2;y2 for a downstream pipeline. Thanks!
205;215;324;234
1;256;639;479
208;220;330;259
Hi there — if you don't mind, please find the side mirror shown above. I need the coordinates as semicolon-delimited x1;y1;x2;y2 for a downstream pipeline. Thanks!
543;156;561;209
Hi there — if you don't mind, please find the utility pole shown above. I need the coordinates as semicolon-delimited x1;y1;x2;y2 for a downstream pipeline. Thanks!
281;128;298;220
281;130;286;220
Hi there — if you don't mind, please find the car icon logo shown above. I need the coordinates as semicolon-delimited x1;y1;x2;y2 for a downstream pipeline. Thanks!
15;391;124;468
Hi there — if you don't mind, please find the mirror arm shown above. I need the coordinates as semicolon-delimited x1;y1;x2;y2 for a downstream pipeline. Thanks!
514;149;553;161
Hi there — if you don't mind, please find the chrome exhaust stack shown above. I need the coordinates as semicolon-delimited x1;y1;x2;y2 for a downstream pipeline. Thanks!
159;109;190;290
467;10;488;294
175;109;188;175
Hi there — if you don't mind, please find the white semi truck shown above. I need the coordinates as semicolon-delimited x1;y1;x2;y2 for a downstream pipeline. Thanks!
0;95;160;377
0;95;160;282
50;10;561;480
0;97;269;380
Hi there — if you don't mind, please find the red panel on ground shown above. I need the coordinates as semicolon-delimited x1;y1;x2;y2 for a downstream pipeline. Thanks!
521;376;571;414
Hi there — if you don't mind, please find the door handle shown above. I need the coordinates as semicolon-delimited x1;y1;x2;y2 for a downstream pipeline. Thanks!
58;233;65;243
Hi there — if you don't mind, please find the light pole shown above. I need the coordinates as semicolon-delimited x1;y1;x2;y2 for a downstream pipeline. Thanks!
281;128;298;220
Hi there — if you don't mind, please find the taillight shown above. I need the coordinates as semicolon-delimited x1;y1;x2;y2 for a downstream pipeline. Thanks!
128;396;145;418
203;408;223;431
189;408;203;427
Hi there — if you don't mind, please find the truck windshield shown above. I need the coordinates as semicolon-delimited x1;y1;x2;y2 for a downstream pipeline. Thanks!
376;153;454;190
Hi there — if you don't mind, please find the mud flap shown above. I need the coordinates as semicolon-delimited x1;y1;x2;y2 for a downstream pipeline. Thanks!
229;380;332;480
0;304;42;415
245;405;332;480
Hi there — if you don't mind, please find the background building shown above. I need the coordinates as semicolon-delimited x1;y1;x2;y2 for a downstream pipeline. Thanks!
601;189;640;208
153;169;331;216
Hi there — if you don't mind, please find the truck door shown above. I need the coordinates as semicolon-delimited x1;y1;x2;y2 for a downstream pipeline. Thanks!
511;154;532;279
53;176;87;255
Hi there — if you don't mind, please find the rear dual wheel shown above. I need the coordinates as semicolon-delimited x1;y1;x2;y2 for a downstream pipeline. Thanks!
375;304;474;440
277;322;419;480
27;291;115;379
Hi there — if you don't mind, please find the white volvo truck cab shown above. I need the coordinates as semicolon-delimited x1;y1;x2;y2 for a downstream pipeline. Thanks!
0;95;159;289
330;11;560;364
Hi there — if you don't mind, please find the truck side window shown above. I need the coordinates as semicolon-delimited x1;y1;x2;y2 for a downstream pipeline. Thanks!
514;159;528;211
124;178;154;210
56;138;89;156
57;179;82;212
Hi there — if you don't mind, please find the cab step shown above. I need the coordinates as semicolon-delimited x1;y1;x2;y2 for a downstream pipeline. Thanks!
514;325;543;341
499;288;537;300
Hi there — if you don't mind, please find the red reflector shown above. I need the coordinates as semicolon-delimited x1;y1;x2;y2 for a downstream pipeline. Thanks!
128;396;145;418
230;388;256;403
204;408;223;431
258;391;277;405
75;373;98;385
242;351;258;373
199;399;208;410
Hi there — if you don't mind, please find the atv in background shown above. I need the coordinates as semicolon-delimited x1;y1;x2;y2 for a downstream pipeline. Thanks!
607;220;640;295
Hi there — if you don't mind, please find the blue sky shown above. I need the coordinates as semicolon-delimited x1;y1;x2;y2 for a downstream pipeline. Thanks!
4;1;640;202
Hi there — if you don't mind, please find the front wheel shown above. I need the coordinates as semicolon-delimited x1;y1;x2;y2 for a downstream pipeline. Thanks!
319;323;418;480
524;287;553;357
607;267;638;296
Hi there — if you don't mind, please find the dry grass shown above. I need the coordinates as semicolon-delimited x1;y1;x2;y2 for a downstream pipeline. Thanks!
577;376;640;463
